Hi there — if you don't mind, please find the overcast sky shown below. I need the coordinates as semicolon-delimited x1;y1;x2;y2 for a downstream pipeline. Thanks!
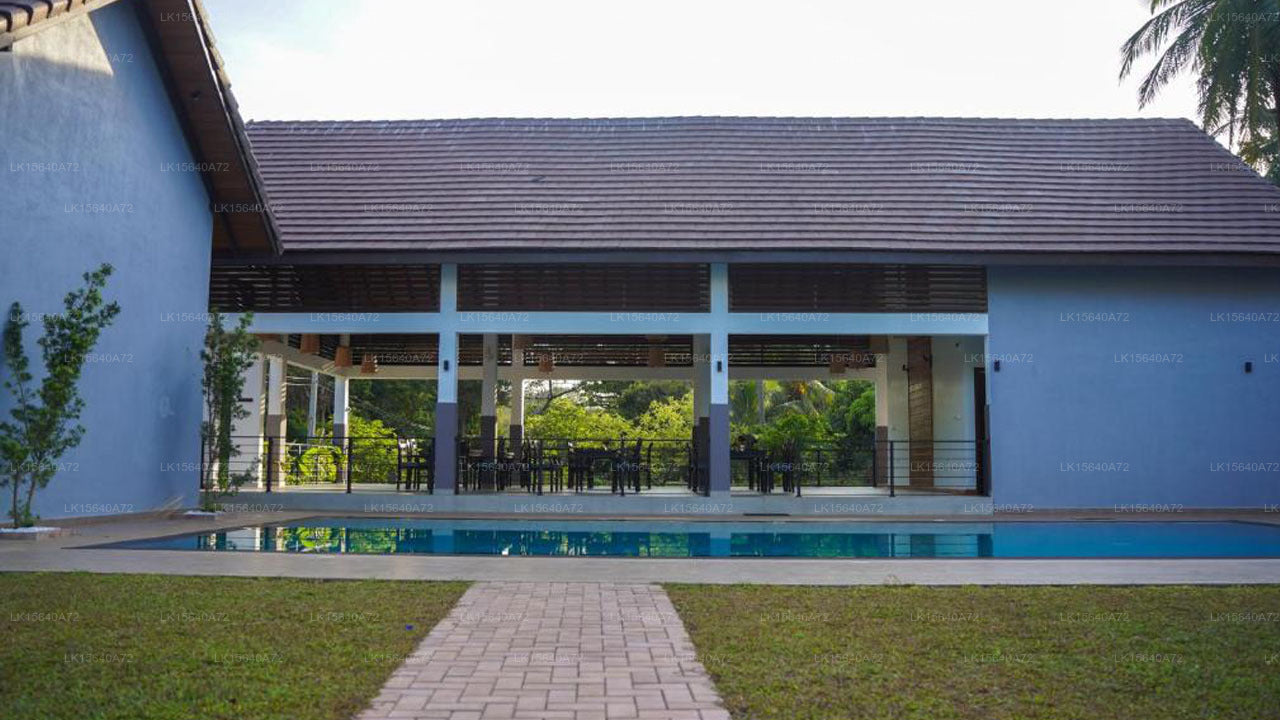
204;0;1201;125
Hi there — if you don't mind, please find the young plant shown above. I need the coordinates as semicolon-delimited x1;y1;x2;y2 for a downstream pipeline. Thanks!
0;265;120;528
199;312;259;510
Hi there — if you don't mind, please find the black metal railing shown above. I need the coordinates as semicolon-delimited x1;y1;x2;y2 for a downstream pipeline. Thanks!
200;436;983;497
733;439;983;496
732;439;875;494
200;435;434;494
455;437;697;495
880;439;983;496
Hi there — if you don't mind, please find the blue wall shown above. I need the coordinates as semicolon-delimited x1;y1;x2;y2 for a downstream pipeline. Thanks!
0;0;211;520
988;266;1280;509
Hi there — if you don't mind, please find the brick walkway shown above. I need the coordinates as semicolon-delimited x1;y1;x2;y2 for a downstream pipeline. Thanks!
357;582;731;720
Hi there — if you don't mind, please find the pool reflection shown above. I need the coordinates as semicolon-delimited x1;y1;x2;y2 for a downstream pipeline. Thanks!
188;526;992;558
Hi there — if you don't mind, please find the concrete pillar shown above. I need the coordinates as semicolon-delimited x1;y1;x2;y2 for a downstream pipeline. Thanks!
480;333;498;458
692;334;711;485
333;335;351;440
306;371;319;438
885;337;910;441
693;335;711;420
885;336;910;490
231;355;265;487
874;345;891;485
333;374;349;484
265;354;287;482
708;335;730;494
510;339;526;458
707;262;730;495
434;264;459;492
332;376;349;440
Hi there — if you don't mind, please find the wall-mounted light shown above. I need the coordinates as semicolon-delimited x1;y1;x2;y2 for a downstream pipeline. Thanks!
1245;361;1253;374
716;360;723;372
994;360;1001;372
443;359;450;371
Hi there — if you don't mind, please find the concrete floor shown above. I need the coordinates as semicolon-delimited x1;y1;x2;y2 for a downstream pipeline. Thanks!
2;510;1280;586
230;486;985;516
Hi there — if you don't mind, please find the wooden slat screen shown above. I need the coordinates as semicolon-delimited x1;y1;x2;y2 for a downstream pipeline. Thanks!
728;335;876;367
459;264;709;311
730;264;987;312
210;264;441;312
511;335;694;367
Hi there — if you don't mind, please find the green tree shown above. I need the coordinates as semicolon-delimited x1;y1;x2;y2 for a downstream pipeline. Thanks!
756;412;832;454
1;265;120;527
824;380;876;443
350;379;437;437
769;381;835;418
524;398;634;444
290;413;398;485
346;414;399;483
200;312;259;509
1121;0;1280;177
634;393;694;439
294;444;343;484
615;381;689;420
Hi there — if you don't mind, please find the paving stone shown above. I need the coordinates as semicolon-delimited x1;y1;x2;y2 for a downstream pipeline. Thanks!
356;582;729;720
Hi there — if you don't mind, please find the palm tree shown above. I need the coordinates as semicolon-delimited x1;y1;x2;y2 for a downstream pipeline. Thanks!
1120;0;1280;174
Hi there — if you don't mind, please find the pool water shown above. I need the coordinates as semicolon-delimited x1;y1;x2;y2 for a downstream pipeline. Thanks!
95;518;1280;559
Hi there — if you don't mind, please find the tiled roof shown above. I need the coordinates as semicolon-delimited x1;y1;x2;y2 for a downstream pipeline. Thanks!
244;116;1280;257
0;1;106;39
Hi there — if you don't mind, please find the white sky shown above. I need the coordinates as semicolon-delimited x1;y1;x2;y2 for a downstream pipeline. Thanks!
204;0;1202;125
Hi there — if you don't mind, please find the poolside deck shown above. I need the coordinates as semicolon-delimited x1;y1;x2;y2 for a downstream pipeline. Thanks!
5;510;1279;587
229;485;987;516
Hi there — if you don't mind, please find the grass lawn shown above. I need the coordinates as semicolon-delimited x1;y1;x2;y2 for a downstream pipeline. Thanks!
0;572;467;720
667;584;1280;720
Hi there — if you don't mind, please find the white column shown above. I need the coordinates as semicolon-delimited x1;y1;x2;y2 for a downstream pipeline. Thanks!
435;263;460;491
693;335;710;419
511;378;526;428
874;342;892;486
266;356;286;419
332;375;349;438
708;263;730;494
334;334;351;441
306;371;319;438
232;354;265;487
692;333;710;489
874;350;891;428
510;339;526;458
885;337;910;441
332;373;350;485
265;354;287;483
480;333;498;457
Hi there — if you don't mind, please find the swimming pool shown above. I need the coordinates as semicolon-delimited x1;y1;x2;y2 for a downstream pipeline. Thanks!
94;518;1280;559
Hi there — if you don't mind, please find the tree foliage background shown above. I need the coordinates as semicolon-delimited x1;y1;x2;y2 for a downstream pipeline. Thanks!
1122;0;1280;182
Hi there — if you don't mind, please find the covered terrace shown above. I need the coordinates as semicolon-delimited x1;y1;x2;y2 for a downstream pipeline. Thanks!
210;262;991;500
